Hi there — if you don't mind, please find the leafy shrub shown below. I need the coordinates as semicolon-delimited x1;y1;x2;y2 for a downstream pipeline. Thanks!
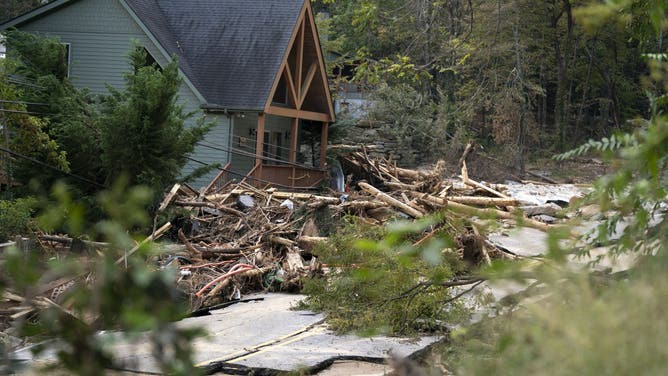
1;181;202;375
300;215;470;335
0;198;37;242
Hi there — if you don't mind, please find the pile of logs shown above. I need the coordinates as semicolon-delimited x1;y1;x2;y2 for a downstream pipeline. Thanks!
1;152;578;331
155;156;575;312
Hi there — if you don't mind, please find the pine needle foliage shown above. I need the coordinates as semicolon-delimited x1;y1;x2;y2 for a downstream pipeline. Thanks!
100;47;209;193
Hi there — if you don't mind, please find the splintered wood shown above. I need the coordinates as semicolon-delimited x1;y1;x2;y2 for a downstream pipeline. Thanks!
0;151;576;327
157;152;571;312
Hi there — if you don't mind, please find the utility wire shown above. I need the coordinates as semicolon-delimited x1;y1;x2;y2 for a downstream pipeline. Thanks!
196;140;324;170
186;156;323;190
0;100;49;106
0;146;105;188
0;108;50;115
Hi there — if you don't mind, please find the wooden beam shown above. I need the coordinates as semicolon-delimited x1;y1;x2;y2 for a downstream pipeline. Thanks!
255;113;266;169
265;106;331;122
304;0;336;121
320;121;328;168
297;16;305;100
263;4;307;111
290;118;299;163
284;67;298;107
299;62;318;108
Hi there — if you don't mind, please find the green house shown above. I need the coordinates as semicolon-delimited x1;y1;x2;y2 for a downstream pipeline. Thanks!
1;0;334;190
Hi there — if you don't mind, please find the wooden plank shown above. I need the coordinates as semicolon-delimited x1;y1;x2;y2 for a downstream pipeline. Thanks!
304;0;336;121
158;183;181;212
447;196;518;207
115;222;172;266
297;17;305;99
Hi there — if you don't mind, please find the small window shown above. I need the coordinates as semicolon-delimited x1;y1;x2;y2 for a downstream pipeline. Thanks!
62;43;71;77
0;36;6;59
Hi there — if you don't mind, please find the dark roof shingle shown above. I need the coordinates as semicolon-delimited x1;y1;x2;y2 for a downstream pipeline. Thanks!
125;0;304;109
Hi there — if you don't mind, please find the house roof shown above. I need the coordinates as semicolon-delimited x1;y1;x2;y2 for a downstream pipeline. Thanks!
2;0;308;110
124;0;305;110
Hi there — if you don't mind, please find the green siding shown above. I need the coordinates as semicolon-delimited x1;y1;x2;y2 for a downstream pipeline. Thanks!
185;114;232;189
17;0;230;189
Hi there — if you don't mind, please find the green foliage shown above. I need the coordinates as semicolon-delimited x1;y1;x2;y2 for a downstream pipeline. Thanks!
2;31;210;206
3;29;69;80
3;30;102;193
369;83;441;164
319;0;650;157
300;215;469;335
554;133;637;161
1;181;203;375
0;52;69;188
0;197;37;242
449;258;668;375
100;47;209;194
446;2;668;373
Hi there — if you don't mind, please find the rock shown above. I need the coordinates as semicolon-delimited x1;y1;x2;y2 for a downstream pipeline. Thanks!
520;203;563;217
533;214;558;224
578;204;601;219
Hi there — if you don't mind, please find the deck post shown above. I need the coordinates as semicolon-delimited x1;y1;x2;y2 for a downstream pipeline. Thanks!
290;118;299;188
319;122;328;169
255;113;266;179
290;118;299;163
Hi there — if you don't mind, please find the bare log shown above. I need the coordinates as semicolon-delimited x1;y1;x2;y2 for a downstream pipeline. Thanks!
269;236;296;247
37;235;109;248
447;196;518;207
408;192;557;233
358;182;424;218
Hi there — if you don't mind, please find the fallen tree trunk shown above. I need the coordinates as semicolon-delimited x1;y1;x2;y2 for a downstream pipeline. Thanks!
447;196;518;207
408;192;553;232
359;182;424;218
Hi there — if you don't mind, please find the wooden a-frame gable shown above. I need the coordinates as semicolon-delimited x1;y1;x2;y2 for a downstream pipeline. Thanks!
264;0;335;123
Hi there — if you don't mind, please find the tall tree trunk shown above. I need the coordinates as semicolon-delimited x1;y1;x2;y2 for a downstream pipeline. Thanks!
514;0;526;172
551;0;573;149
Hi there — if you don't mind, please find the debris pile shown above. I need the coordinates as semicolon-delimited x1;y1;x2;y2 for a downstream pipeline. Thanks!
156;154;582;312
1;151;586;326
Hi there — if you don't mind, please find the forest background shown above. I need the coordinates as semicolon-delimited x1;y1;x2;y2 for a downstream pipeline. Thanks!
2;0;662;172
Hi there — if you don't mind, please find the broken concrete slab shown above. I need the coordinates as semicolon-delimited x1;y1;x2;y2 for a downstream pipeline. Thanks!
10;294;440;375
487;227;549;257
316;360;391;376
